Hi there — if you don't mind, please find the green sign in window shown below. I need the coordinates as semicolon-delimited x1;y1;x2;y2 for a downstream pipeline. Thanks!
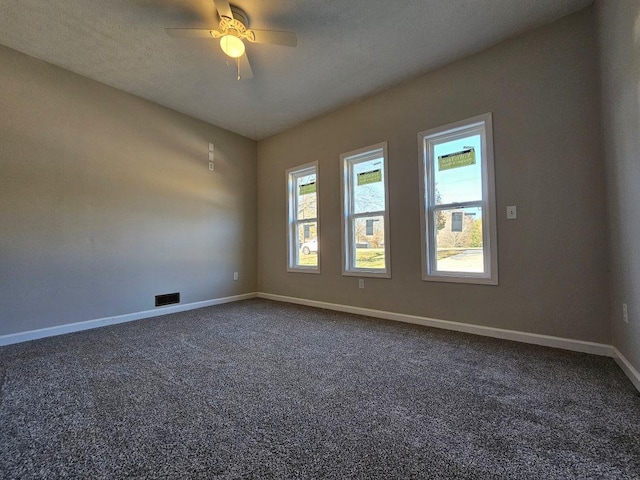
299;182;316;195
438;148;476;171
357;169;382;186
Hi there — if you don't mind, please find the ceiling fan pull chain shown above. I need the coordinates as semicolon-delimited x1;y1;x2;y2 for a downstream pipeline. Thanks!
236;57;241;80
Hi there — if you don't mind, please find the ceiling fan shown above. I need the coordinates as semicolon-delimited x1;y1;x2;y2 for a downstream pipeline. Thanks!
165;0;297;80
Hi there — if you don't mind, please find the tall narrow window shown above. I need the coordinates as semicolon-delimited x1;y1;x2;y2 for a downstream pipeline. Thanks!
418;113;498;284
341;142;391;277
286;162;319;273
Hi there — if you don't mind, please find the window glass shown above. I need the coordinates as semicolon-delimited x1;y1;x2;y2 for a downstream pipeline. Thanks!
432;134;482;204
296;174;317;219
353;215;386;269
353;158;386;214
433;206;484;273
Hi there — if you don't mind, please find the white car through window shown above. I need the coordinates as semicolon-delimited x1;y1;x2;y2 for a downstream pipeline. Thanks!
300;238;318;255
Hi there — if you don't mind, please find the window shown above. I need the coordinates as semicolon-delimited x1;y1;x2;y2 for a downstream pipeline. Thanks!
286;162;319;273
341;142;390;277
418;113;498;284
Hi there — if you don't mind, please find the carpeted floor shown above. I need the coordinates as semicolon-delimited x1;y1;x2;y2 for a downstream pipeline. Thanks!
0;299;639;479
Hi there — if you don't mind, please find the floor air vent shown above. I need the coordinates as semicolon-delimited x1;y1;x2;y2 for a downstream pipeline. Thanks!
155;292;180;307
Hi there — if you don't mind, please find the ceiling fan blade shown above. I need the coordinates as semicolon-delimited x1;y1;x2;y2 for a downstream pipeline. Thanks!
248;29;297;47
213;0;233;19
238;54;253;80
165;28;215;38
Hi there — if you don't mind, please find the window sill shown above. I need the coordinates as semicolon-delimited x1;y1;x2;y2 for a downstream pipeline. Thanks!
423;274;498;285
287;267;321;274
342;270;391;279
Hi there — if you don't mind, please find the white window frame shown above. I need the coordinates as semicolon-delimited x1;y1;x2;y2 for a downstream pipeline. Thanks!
418;113;498;285
340;142;391;278
286;161;320;274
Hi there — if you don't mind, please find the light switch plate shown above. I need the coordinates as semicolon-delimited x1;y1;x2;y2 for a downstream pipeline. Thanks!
507;206;517;219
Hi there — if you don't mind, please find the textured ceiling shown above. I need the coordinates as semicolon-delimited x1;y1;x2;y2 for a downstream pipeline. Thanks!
0;0;593;140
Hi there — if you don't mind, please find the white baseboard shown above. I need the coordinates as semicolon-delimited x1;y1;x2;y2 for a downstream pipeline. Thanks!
612;347;640;392
257;293;614;357
3;291;638;394
0;292;258;346
257;293;640;392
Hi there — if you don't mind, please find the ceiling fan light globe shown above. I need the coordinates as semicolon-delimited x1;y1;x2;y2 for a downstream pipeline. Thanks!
220;35;245;58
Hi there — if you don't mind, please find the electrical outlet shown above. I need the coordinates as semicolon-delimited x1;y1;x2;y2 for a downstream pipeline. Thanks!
209;162;214;171
358;279;364;289
233;272;239;281
623;303;629;324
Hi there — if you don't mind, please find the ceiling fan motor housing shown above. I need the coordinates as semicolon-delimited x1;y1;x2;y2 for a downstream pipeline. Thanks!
220;5;249;32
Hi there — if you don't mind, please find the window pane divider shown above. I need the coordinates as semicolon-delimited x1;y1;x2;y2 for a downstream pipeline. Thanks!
351;211;385;219
293;218;318;225
431;201;483;212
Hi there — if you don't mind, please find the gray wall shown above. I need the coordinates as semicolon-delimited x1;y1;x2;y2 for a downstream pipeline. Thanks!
0;44;257;336
258;6;611;343
598;0;640;371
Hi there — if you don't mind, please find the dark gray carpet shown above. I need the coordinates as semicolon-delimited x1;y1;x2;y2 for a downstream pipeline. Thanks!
1;299;639;479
